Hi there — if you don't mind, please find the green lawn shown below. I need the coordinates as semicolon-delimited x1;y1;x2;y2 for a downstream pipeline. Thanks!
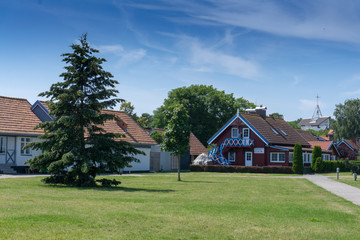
325;172;360;189
1;172;360;239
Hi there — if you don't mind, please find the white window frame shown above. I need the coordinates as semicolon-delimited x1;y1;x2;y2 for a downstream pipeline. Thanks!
228;151;236;162
0;137;5;154
231;127;239;138
331;155;337;161
270;152;286;163
21;137;31;155
289;152;293;163
322;154;330;161
242;128;250;138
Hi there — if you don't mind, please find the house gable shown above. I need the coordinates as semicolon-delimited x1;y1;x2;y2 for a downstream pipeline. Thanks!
31;100;53;122
207;113;269;145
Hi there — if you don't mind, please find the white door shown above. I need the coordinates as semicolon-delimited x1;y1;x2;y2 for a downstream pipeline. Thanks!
245;151;253;166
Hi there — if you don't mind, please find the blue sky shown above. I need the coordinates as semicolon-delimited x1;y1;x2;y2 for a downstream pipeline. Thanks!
1;0;360;121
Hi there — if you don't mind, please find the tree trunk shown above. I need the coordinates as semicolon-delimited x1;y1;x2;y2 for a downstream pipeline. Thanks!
177;155;181;181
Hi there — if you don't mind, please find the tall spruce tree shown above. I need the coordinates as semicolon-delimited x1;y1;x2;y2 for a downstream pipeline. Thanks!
311;146;322;171
25;34;143;186
292;143;304;174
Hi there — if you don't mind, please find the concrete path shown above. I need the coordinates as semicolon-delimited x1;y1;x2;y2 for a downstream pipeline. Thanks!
0;174;48;179
305;174;360;206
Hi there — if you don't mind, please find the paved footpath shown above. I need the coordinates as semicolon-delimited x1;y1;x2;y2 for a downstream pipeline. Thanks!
305;174;360;206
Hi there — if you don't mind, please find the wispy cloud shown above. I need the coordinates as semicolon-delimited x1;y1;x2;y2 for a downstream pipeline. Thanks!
97;44;146;67
342;88;360;96
293;76;301;86
123;0;360;44
184;38;259;79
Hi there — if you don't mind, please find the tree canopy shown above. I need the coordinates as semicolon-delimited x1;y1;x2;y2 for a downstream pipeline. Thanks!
153;85;255;145
120;101;153;129
25;34;142;187
268;112;284;119
161;104;191;181
333;99;360;140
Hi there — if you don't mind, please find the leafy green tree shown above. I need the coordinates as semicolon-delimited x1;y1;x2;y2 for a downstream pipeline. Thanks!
292;143;304;174
120;101;137;119
288;118;302;129
151;131;163;144
153;85;255;145
161;104;191;181
311;146;322;171
25;34;143;187
268;112;284;119
120;102;153;128
333;99;360;140
307;129;328;137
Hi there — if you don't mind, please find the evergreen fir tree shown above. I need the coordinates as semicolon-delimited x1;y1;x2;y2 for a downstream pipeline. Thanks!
311;146;322;171
25;34;143;186
292;143;304;174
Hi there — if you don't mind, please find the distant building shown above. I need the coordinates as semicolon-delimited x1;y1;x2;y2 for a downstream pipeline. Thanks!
300;95;330;130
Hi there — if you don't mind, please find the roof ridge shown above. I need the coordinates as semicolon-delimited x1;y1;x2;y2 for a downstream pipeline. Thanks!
0;95;29;101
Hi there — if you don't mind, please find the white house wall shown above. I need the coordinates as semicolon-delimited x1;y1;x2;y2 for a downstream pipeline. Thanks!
123;147;151;172
0;136;42;165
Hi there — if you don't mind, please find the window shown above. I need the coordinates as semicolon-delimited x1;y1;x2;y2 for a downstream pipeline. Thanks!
271;128;279;135
303;153;312;164
228;151;236;162
231;127;239;138
242;128;250;138
322;154;330;161
21;138;31;155
279;129;287;136
289;152;293;163
0;137;5;154
270;152;286;162
331;155;337;160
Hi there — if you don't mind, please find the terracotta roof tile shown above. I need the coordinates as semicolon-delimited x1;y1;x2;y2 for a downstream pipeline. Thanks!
308;141;332;151
189;132;207;155
101;110;157;145
0;96;43;135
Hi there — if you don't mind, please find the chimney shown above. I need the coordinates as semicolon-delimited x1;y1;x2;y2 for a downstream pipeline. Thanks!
246;106;267;120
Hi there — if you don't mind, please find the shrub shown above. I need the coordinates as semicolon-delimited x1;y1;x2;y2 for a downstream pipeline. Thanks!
292;143;303;174
320;160;351;173
190;165;293;174
314;157;323;173
311;146;322;171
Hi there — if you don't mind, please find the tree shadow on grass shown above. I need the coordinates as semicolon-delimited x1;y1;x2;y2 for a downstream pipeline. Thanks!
181;180;224;184
39;184;174;193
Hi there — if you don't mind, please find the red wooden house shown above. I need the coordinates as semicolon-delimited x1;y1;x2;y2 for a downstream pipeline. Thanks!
207;107;313;166
336;138;359;160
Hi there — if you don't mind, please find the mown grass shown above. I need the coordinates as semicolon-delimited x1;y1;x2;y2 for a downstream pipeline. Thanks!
1;172;360;239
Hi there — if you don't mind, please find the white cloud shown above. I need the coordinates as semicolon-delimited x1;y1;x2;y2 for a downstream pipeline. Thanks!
343;88;360;96
124;0;360;44
98;44;124;54
97;44;146;67
183;38;259;78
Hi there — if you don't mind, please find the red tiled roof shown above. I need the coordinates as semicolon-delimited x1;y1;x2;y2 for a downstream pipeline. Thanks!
308;141;332;151
101;110;157;145
189;132;207;155
0;96;43;135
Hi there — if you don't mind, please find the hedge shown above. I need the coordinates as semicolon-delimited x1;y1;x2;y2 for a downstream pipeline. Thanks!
190;165;293;174
321;160;351;173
